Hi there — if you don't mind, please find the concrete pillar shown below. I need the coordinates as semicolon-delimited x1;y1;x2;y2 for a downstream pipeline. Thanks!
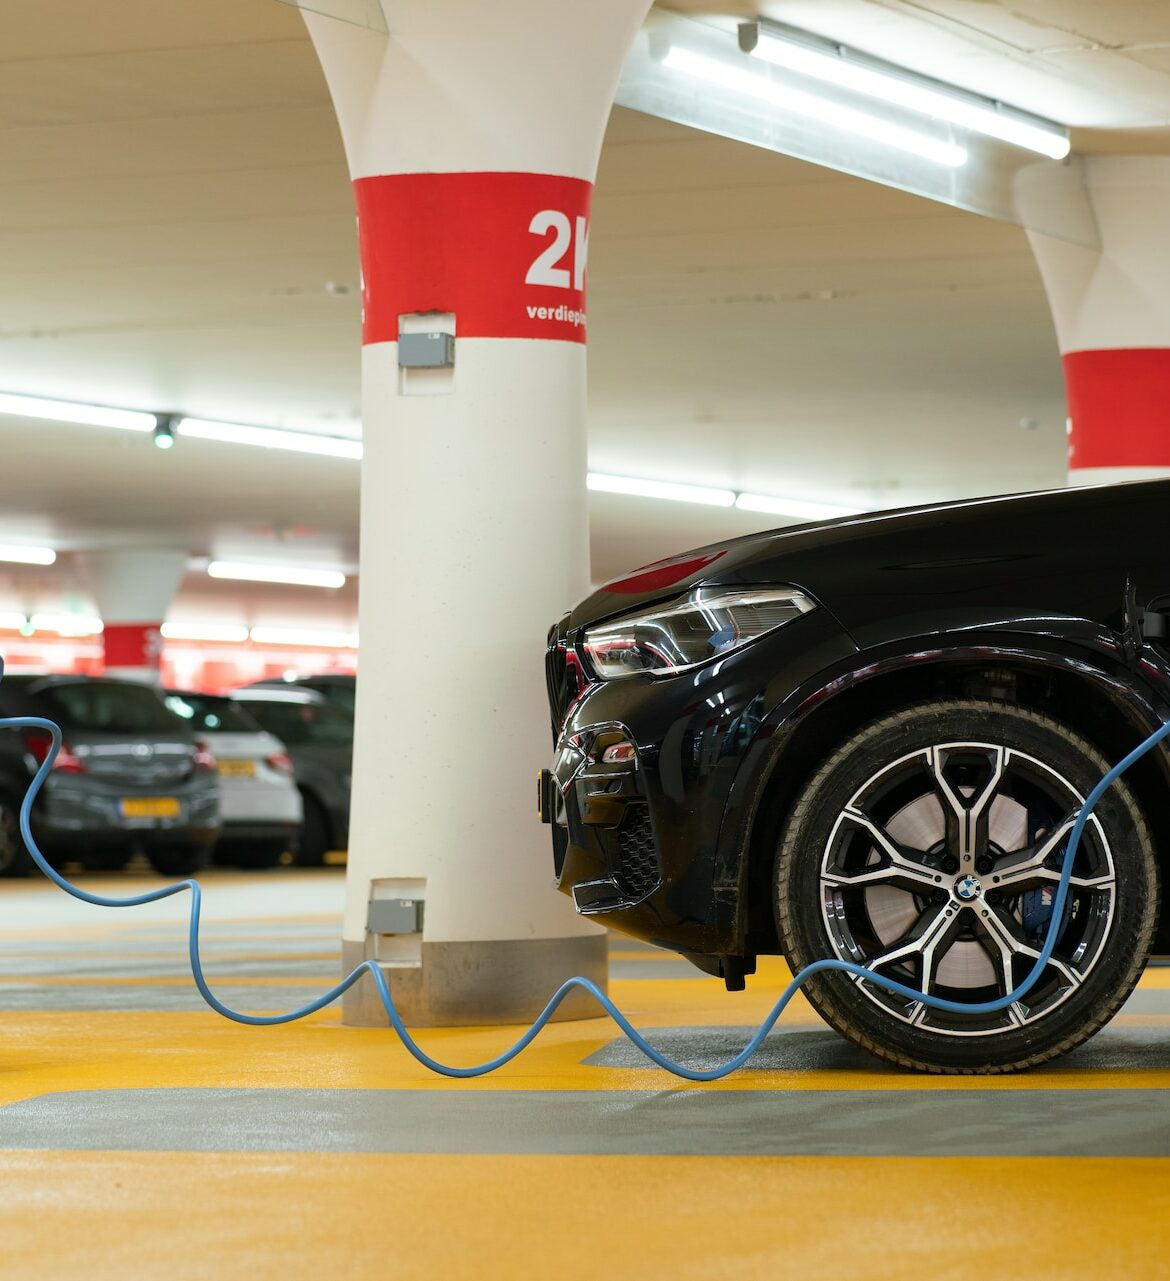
1021;157;1170;484
305;0;651;1025
84;549;188;683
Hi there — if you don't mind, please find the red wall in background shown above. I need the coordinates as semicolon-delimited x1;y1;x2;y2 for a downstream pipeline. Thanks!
0;635;357;693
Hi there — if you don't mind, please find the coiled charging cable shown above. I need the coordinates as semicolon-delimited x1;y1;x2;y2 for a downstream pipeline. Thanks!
9;712;1170;1082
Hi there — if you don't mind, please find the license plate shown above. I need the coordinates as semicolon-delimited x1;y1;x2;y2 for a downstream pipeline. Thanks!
120;797;181;820
217;760;255;778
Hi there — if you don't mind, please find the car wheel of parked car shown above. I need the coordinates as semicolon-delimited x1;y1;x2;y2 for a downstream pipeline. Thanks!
296;793;329;866
294;794;330;865
774;700;1159;1073
148;846;209;878
0;792;34;877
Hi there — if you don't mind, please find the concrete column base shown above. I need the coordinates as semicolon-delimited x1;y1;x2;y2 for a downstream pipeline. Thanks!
341;934;608;1027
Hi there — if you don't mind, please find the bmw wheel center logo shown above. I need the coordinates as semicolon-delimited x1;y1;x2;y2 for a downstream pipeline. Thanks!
954;874;983;902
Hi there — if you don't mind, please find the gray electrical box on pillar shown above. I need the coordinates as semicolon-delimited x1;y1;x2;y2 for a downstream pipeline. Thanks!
397;332;455;369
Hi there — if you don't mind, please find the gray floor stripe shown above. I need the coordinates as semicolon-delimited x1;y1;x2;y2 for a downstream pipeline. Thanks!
3;940;338;957
583;1024;1170;1071
0;956;335;979
1;1087;1167;1156
0;984;335;1012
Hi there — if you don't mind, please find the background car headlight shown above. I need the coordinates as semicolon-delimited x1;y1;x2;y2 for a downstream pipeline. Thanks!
582;587;815;678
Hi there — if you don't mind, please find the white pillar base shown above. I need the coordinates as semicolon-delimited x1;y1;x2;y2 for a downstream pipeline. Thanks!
341;934;607;1026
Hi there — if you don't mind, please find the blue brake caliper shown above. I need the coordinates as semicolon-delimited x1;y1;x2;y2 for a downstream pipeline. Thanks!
1020;802;1074;942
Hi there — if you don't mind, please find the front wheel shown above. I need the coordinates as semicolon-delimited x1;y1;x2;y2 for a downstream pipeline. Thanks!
774;701;1159;1073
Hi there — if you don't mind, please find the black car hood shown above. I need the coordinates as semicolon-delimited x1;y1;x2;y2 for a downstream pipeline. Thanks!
566;479;1170;647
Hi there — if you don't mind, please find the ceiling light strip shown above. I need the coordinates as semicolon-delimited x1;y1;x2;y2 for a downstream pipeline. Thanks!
587;472;736;508
160;622;251;644
0;392;361;459
0;393;155;433
662;47;967;168
207;561;347;590
743;21;1069;160
249;626;359;648
0;544;57;566
588;472;863;518
178;418;362;460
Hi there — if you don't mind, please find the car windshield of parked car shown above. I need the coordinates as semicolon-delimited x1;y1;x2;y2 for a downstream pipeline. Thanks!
164;694;262;734
243;699;352;747
37;682;184;734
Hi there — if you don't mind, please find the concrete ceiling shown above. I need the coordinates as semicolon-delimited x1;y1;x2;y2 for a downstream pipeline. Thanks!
1;0;1168;627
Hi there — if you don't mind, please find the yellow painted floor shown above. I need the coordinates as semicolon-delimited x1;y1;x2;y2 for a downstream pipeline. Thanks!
2;869;1169;1280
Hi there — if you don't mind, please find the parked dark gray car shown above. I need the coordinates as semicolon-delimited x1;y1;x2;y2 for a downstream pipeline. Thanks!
238;673;356;717
231;687;351;864
0;675;220;877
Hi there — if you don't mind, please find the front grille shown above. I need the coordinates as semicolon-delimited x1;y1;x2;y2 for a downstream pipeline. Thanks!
544;637;587;742
616;806;660;899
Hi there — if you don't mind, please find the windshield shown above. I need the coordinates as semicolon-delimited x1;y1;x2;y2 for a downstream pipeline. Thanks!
38;682;185;734
164;694;261;734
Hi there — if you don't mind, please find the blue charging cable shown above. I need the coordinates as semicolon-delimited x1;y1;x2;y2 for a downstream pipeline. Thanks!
9;711;1170;1081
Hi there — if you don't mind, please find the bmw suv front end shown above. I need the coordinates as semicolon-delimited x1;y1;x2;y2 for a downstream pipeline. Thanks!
544;570;857;982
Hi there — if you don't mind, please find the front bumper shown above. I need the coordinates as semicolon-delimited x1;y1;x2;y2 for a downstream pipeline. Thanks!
543;725;661;916
35;774;221;851
542;604;858;962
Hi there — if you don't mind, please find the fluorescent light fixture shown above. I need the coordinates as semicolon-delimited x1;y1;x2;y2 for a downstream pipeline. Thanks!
179;417;362;460
743;22;1070;160
0;544;56;566
249;626;358;649
588;472;736;508
0;392;155;433
735;492;863;520
663;47;967;168
29;613;103;637
207;561;347;590
0;612;29;631
160;622;250;644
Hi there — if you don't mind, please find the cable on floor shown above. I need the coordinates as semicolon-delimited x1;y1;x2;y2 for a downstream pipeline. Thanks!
8;711;1169;1082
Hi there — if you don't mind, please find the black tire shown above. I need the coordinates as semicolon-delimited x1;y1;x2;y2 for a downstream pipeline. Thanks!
296;793;330;866
774;700;1159;1074
147;845;210;878
225;840;288;871
0;792;34;877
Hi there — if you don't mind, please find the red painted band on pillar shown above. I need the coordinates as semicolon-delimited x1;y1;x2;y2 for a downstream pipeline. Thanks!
1064;348;1170;470
103;623;164;669
353;172;592;345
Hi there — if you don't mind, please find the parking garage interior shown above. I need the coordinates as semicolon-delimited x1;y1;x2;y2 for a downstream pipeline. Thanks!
3;2;1170;1278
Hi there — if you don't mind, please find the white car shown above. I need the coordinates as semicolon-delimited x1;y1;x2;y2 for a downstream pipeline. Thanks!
164;691;303;868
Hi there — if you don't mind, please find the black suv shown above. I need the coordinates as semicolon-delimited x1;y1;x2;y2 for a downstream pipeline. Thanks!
237;673;356;717
543;480;1170;1073
0;674;220;877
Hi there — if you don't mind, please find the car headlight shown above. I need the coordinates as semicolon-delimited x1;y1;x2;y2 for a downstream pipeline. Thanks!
582;586;815;679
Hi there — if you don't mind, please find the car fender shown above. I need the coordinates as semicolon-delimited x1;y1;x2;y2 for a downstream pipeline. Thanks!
713;627;1170;952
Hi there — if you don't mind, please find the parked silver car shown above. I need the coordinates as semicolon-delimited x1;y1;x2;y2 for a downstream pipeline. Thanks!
231;687;352;865
164;691;303;869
